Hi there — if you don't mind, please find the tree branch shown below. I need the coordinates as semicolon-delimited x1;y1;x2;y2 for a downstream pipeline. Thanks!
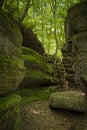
19;0;30;22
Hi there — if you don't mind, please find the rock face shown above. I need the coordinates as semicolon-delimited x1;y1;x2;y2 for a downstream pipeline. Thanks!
20;25;45;55
65;1;87;43
64;1;87;91
0;12;25;95
20;47;59;87
0;93;21;130
49;91;87;112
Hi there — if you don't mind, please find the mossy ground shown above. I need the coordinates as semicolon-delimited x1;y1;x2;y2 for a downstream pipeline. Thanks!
17;87;87;130
0;93;21;130
16;86;61;104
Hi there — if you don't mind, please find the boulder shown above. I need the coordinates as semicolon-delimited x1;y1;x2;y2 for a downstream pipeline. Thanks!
71;32;87;83
64;1;87;90
64;1;87;50
20;47;59;87
0;93;21;130
72;31;87;53
68;1;87;34
0;12;25;95
49;91;87;112
20;25;45;55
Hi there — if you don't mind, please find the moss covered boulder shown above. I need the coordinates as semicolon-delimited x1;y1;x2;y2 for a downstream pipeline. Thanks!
20;47;59;87
0;12;25;95
49;91;87;112
0;93;21;130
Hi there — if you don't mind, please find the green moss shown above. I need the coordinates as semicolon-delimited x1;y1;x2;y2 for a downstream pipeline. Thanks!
0;11;22;46
26;69;57;83
22;46;44;59
17;86;59;104
23;54;43;69
0;54;25;73
0;52;25;95
49;91;87;112
22;47;52;74
0;93;21;110
12;113;22;130
22;46;47;66
0;93;21;129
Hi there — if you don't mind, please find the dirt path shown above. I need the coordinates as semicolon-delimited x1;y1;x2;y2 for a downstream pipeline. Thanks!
21;101;87;130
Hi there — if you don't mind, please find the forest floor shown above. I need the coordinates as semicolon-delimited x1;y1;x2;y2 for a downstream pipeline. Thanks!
18;87;87;130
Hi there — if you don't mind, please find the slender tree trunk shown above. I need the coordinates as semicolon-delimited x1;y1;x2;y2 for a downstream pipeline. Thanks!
42;9;44;44
19;0;30;22
54;25;58;57
51;0;58;64
41;2;44;44
0;0;4;9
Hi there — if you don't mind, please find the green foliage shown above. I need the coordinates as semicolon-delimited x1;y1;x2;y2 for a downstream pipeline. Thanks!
2;0;26;20
23;0;80;55
2;0;80;56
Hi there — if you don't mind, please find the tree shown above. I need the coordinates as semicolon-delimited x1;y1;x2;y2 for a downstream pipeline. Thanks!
0;0;4;9
19;0;31;22
50;0;59;63
1;0;80;56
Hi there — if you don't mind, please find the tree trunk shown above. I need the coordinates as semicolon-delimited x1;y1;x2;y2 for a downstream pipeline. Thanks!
51;0;58;64
0;0;4;9
19;0;30;22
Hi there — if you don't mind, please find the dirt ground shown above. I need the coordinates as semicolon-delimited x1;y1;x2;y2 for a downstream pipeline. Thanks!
21;101;87;130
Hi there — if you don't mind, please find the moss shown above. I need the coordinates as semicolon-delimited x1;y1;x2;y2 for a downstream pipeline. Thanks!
0;93;21;110
22;46;44;59
0;12;25;95
0;11;22;46
0;54;24;73
0;51;25;95
0;93;21;129
49;91;87;112
11;113;22;130
22;47;52;74
23;54;44;70
26;69;58;82
16;86;59;104
22;46;46;63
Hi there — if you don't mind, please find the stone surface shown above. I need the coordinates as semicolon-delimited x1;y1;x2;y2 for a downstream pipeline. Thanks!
20;25;45;55
63;1;87;92
69;1;87;32
64;1;87;52
67;1;87;35
0;12;25;95
72;32;87;84
20;47;59;87
49;91;87;112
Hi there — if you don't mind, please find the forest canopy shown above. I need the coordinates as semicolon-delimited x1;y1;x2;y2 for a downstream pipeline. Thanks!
1;0;82;56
